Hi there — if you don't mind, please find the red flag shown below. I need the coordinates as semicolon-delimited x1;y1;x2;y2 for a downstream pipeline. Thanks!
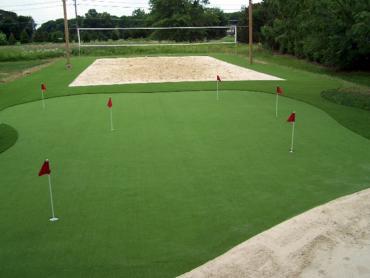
276;86;283;95
217;75;222;82
107;97;112;108
287;112;296;123
41;83;46;92
38;160;51;176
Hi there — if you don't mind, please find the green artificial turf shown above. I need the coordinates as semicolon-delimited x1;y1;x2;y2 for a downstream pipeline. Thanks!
321;87;370;111
0;92;369;277
0;54;369;140
0;123;18;153
0;51;369;277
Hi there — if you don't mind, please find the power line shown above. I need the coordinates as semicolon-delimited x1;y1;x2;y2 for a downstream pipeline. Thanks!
0;1;60;8
77;3;148;9
6;5;63;12
79;0;148;4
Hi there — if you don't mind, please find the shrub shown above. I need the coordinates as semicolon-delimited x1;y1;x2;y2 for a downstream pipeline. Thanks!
0;32;7;45
20;30;30;44
8;33;16;45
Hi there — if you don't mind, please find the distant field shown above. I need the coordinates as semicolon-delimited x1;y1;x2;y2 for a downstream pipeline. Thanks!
0;44;65;62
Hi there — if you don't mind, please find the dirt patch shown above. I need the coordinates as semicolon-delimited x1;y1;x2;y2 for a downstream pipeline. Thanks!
0;59;57;83
69;56;283;87
178;188;370;278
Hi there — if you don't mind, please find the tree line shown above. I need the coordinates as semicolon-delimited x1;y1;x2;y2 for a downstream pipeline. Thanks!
0;0;369;69
259;0;370;70
35;0;229;43
0;9;35;45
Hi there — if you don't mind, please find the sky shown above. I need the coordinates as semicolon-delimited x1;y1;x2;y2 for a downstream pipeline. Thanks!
0;0;262;27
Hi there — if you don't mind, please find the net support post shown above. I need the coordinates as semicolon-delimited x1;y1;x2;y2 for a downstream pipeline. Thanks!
234;25;238;44
77;28;81;56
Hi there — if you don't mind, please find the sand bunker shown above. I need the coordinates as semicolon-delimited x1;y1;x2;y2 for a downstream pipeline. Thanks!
69;56;283;87
179;188;370;278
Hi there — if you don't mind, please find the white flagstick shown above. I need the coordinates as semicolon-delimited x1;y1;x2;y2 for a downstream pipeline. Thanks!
47;173;58;221
275;93;279;118
290;121;295;153
216;80;219;101
110;108;114;131
41;91;45;109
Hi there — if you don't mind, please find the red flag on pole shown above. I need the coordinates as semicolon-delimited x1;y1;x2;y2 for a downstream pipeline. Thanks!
41;83;46;93
38;160;51;176
107;97;112;108
38;159;58;221
217;75;222;82
276;86;283;95
287;112;296;123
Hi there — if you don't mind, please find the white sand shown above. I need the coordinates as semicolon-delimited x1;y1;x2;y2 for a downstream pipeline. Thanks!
179;188;370;278
69;56;283;87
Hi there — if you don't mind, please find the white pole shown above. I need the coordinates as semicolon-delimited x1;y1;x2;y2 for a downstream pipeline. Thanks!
216;81;219;101
234;25;237;44
77;28;81;56
290;122;295;153
48;174;58;221
275;93;279;118
41;91;45;109
234;25;238;55
110;108;114;131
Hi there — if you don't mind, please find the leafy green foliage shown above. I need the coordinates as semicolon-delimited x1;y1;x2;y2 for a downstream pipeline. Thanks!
0;32;7;45
19;30;29;44
32;0;227;43
226;3;267;43
149;0;226;41
0;44;65;61
260;0;370;70
322;87;370;111
0;9;35;43
7;33;16;45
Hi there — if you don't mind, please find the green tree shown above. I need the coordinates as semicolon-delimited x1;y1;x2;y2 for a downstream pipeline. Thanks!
50;31;64;43
111;29;120;40
8;33;16;45
33;30;49;42
20;29;29;43
0;32;7;45
149;0;225;42
0;10;35;41
260;0;370;70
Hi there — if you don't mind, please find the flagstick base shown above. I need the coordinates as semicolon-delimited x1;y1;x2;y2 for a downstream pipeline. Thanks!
49;217;59;222
289;150;294;153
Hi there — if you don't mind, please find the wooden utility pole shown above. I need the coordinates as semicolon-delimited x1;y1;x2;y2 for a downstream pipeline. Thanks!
248;0;253;64
62;0;72;69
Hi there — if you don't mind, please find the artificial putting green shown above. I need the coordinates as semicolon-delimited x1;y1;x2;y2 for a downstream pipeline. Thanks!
0;91;369;277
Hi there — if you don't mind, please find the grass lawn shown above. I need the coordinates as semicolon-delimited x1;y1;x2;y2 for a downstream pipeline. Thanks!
0;51;369;277
0;124;17;153
0;60;50;83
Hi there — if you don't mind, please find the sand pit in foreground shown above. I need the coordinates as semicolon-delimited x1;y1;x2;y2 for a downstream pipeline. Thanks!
179;188;370;278
69;56;283;87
